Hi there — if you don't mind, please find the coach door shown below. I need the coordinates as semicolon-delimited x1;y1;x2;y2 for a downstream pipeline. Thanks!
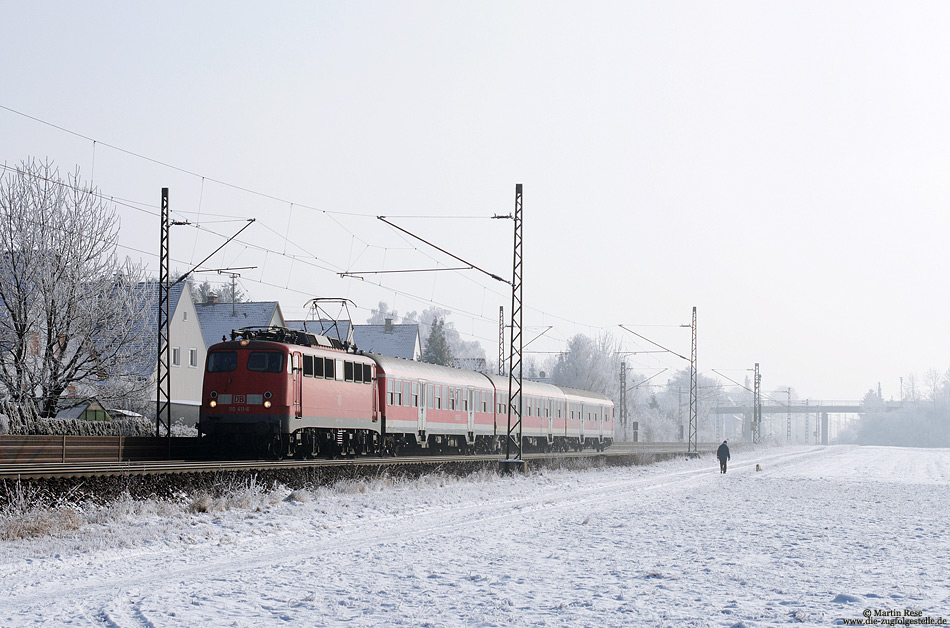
292;352;303;419
546;399;554;444
418;380;428;437
466;387;475;441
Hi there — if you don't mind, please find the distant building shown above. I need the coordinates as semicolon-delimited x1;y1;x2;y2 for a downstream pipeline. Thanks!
285;318;422;361
55;398;112;421
137;281;205;425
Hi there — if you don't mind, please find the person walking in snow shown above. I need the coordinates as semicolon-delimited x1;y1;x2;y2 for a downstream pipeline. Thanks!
717;440;730;474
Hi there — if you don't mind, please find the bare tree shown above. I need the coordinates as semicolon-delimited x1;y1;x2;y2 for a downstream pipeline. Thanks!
550;332;622;399
923;367;942;412
0;159;151;417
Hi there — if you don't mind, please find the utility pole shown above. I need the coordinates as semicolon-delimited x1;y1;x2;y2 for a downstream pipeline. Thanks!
687;306;698;455
156;188;172;439
503;184;524;471
752;362;761;444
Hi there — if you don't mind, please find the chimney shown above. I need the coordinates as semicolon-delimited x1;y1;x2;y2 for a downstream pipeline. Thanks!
384;318;393;333
205;293;218;306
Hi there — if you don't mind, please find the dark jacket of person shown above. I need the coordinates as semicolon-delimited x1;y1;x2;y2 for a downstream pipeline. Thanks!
717;442;730;461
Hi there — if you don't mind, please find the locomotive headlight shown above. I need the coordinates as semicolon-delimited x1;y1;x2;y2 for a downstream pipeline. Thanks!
209;400;217;408
263;400;272;408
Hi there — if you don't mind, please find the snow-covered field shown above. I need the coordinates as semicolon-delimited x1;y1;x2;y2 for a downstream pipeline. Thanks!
0;445;948;627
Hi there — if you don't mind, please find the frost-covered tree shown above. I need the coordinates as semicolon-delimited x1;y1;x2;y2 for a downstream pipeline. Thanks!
187;276;247;305
365;301;399;325
550;333;622;398
0;159;151;417
421;317;453;366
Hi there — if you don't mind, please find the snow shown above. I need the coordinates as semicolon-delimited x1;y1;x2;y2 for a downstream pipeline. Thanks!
1;445;948;627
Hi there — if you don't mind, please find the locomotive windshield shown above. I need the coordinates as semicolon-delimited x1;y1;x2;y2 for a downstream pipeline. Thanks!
247;351;285;373
207;351;237;372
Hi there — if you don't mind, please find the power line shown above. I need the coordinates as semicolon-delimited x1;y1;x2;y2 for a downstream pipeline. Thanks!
1;105;688;357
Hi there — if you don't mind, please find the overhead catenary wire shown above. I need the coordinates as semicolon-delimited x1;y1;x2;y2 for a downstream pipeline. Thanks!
1;104;670;358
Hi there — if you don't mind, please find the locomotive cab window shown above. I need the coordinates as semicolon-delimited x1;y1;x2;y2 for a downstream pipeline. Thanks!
303;355;314;377
324;358;335;379
247;352;284;373
344;361;354;382
207;351;237;372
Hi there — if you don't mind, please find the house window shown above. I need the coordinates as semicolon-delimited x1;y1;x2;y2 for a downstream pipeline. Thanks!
183;311;188;321
189;348;198;368
172;347;180;366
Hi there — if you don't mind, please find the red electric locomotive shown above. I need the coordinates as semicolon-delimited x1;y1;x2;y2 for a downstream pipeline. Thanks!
199;327;380;458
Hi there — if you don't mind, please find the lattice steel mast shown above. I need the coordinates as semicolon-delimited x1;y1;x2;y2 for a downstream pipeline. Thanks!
786;387;792;443
752;362;762;443
498;306;505;375
687;306;698;454
619;361;627;440
503;184;524;468
156;188;172;438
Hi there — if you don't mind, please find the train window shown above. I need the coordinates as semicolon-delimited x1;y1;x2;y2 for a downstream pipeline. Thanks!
403;381;410;405
412;382;419;407
324;358;335;379
448;389;455;411
427;385;434;409
247;352;284;373
207;351;237;372
387;379;394;406
363;364;373;384
433;386;441;410
344;361;354;382
394;381;402;405
313;356;324;378
303;355;314;377
335;359;344;381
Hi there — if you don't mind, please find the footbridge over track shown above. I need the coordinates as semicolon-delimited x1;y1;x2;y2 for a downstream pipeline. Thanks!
713;401;866;415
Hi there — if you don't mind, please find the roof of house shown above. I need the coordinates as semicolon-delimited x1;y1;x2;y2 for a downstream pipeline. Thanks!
285;320;419;360
196;301;283;348
54;398;109;420
355;324;419;360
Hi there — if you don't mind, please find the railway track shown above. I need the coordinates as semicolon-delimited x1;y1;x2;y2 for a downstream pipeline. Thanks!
0;437;719;479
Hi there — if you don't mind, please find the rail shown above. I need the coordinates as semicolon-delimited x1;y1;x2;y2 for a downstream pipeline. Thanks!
0;437;723;479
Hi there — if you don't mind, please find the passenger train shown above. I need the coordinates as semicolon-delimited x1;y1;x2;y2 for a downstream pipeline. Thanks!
198;327;614;458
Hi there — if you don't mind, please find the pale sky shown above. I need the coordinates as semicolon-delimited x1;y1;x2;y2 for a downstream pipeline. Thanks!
3;1;950;402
